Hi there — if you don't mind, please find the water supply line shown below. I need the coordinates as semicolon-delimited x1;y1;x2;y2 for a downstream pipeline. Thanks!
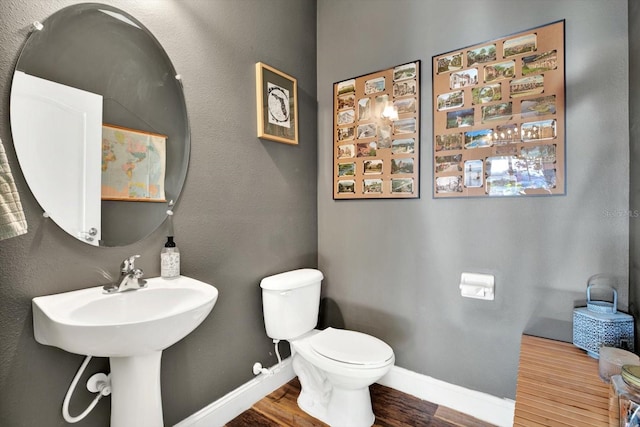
62;356;111;423
252;339;282;376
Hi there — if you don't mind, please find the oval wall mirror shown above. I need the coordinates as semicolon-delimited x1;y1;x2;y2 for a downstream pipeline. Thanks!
10;3;190;247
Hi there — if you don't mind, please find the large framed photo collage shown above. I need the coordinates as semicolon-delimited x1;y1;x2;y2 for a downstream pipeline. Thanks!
432;20;565;198
333;61;421;199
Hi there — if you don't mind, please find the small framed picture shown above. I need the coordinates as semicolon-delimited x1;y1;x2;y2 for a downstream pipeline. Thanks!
437;90;464;111
363;179;383;194
435;133;463;151
357;142;377;157
394;63;417;81
435;176;463;193
464;160;484;188
393;118;417;134
338;109;355;125
364;76;385;95
337;144;355;159
393;79;417;97
522;50;557;76
338;126;355;141
394;98;417;114
338;93;355;110
446;108;474;129
256;62;298;145
510;75;544;98
521;95;556;118
484;61;515;83
392;138;415;154
472;83;501;105
467;44;496;67
503;33;537;58
338;162;356;177
363;159;383;174
337;180;356;194
481;102;513;123
392;178;414;194
358;98;371;121
464;129;493;149
391;158;415;174
450;68;478;89
435;155;461;173
521;119;557;142
437;52;463;74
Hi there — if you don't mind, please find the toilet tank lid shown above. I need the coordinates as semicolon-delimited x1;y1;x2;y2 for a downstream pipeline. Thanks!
260;269;324;291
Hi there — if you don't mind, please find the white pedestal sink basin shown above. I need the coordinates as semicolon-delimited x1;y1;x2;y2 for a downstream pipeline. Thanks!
32;275;218;427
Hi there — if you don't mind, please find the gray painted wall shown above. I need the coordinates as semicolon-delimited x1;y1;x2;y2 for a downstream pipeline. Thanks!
0;1;316;426
317;0;629;399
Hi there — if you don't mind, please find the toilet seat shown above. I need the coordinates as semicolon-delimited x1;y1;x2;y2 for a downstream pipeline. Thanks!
308;327;393;367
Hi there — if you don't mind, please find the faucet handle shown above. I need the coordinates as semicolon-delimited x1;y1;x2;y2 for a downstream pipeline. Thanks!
121;255;141;273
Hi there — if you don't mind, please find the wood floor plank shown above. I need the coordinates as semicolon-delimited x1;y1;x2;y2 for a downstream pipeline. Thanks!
226;408;280;427
253;379;327;427
434;405;497;427
370;383;438;426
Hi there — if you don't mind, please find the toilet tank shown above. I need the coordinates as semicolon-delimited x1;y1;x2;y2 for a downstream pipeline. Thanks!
260;269;323;340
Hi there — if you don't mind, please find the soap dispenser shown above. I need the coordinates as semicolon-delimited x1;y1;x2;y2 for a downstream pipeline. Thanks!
161;236;180;279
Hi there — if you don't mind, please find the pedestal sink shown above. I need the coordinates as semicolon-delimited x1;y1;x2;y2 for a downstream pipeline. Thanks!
32;275;218;427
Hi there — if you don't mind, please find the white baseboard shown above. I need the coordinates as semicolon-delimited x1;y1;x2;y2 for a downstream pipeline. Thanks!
377;366;515;427
174;360;514;427
173;358;295;427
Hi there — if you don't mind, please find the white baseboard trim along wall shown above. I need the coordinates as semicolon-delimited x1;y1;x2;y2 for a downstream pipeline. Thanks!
377;366;515;427
174;359;515;427
173;358;296;427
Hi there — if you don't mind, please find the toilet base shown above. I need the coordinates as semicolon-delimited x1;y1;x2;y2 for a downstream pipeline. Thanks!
298;385;374;427
327;386;375;427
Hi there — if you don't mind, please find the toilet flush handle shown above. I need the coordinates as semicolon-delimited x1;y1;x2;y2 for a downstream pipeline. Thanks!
279;291;291;296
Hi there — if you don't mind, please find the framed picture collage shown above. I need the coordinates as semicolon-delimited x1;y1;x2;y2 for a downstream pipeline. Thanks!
333;61;421;199
432;20;565;198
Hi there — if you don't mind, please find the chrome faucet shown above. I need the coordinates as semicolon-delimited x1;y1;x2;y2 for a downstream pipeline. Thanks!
103;255;148;293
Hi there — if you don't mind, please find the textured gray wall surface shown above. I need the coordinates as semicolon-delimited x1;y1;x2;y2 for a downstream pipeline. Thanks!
0;1;317;426
317;0;629;399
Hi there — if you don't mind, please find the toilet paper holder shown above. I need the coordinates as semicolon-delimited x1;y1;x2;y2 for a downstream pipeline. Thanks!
459;272;494;300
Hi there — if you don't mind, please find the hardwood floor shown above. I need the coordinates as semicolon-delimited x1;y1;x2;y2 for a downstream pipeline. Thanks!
226;378;496;427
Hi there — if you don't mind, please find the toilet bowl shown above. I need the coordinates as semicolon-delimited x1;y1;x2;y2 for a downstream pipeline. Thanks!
290;328;394;426
260;268;394;427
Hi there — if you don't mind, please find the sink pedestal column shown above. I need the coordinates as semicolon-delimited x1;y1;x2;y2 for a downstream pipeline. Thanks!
109;351;163;427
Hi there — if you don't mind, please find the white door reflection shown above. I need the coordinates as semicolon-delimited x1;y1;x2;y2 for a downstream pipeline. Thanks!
11;71;102;245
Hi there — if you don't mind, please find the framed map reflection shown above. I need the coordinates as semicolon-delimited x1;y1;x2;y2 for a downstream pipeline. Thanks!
101;124;167;202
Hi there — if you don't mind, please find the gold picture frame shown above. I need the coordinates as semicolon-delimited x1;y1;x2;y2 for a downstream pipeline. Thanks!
256;62;298;145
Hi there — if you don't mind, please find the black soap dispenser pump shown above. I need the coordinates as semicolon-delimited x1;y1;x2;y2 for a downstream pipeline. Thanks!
161;236;180;279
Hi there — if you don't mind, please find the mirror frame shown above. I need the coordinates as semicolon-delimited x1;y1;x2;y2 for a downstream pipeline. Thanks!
10;3;190;247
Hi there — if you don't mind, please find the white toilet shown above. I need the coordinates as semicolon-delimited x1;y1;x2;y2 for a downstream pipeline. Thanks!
260;268;394;427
